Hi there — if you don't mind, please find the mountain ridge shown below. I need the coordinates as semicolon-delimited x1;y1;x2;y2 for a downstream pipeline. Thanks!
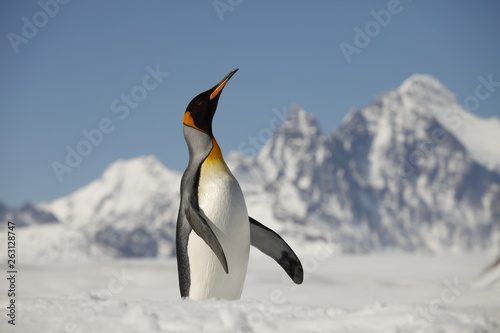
3;74;500;262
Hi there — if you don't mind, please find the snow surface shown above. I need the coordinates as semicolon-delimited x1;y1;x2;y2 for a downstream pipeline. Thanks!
1;253;499;332
474;255;500;289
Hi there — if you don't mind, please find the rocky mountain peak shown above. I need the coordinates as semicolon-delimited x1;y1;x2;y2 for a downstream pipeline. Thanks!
397;74;457;104
7;74;500;262
283;106;322;136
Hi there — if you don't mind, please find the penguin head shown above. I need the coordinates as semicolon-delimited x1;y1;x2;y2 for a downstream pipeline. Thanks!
183;69;238;138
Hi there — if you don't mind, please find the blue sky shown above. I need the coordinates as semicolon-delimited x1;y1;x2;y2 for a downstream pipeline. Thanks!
1;0;499;207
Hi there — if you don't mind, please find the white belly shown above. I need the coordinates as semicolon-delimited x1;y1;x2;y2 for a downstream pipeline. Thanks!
187;164;250;300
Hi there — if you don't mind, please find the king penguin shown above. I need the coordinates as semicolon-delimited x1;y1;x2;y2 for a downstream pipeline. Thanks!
176;69;303;300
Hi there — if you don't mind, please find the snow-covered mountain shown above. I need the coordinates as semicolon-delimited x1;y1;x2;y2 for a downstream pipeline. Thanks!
398;74;500;172
6;74;500;262
28;156;182;261
232;74;500;253
0;201;58;227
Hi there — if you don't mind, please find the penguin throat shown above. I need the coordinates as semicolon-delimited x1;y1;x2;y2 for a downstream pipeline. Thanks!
200;138;232;179
206;138;224;164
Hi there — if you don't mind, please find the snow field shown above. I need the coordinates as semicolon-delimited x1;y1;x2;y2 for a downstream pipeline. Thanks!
1;252;499;332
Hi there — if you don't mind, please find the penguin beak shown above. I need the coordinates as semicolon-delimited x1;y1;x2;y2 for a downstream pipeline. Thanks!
209;69;239;100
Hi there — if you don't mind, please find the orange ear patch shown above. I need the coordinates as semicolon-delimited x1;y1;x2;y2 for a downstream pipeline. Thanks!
183;112;204;132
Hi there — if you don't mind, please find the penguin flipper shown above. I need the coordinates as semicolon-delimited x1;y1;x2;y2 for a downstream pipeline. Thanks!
249;217;303;284
185;195;229;274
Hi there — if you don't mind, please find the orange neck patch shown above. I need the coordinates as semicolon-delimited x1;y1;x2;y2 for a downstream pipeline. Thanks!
206;138;224;163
